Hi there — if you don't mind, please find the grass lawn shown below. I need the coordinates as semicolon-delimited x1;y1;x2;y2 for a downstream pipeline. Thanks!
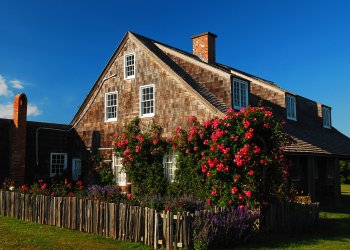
0;215;151;250
241;184;350;249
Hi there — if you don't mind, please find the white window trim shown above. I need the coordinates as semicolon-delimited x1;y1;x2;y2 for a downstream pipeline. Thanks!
104;91;118;122
286;94;297;121
232;78;249;110
72;158;81;181
322;106;331;129
112;154;127;186
163;150;178;182
124;53;136;80
50;153;68;177
139;84;155;118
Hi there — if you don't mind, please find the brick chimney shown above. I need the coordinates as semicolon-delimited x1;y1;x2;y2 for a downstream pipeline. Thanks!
10;93;27;185
192;32;217;64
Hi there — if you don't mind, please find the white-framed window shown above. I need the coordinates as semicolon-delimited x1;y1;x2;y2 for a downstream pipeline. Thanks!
112;155;126;186
124;53;135;79
286;94;297;121
140;84;155;117
322;106;331;129
105;91;118;122
232;78;249;110
163;149;177;182
50;153;67;177
72;158;81;181
327;163;334;179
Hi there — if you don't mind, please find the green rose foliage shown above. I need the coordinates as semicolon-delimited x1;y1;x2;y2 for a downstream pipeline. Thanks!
171;107;290;208
114;118;168;196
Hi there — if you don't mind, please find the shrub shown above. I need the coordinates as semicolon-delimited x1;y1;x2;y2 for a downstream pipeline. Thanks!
30;180;50;195
171;107;290;208
114;118;168;196
193;207;260;250
1;178;15;191
91;153;114;185
51;179;86;197
87;185;123;203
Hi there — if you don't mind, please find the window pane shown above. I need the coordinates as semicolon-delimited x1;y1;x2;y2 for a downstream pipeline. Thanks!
140;86;154;116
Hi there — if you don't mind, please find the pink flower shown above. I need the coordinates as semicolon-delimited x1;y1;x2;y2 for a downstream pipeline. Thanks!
231;186;238;194
244;190;252;198
248;170;255;176
135;145;141;152
264;111;273;117
228;200;233;205
243;119;250;129
211;190;217;197
123;148;131;156
136;135;144;142
206;199;211;206
253;145;261;154
153;138;159;145
239;204;245;210
127;193;133;199
188;116;197;123
41;183;47;190
244;128;254;140
260;159;268;166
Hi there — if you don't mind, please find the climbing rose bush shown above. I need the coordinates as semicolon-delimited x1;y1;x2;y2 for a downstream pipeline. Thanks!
171;107;290;208
114;118;168;196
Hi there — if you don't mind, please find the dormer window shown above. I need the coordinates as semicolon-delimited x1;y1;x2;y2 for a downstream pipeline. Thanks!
124;53;135;79
286;94;297;121
322;106;331;129
232;78;248;110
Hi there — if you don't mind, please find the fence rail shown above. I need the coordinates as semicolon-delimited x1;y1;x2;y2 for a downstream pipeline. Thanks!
0;191;319;249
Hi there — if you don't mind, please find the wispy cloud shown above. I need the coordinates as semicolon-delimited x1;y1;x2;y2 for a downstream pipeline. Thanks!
10;79;25;89
0;102;42;119
0;75;14;96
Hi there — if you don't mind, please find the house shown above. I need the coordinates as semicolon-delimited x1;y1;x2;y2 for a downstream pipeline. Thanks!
2;31;350;204
0;94;78;185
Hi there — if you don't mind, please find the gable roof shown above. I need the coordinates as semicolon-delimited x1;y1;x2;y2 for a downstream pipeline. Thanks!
71;31;350;158
71;31;227;126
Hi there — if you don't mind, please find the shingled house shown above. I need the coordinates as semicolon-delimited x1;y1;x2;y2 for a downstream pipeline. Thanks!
2;31;350;204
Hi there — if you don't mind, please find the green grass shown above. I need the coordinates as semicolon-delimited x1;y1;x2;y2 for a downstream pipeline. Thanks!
0;216;151;250
240;184;350;249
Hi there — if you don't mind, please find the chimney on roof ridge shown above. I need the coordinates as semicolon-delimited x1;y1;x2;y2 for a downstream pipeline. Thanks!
192;32;217;64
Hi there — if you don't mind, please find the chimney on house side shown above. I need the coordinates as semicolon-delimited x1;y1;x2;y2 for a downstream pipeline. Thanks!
192;32;217;64
10;93;27;185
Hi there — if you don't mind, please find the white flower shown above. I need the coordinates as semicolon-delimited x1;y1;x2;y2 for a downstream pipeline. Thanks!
9;186;14;191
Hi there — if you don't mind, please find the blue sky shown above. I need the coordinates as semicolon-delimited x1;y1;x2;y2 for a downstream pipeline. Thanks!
0;0;349;136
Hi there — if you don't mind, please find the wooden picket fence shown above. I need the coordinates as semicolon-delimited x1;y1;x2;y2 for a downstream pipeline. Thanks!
262;202;319;233
0;191;319;248
0;191;192;250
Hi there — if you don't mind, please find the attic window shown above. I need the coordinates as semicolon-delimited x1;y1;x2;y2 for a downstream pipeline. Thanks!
105;91;118;122
322;106;331;129
140;84;155;117
286;94;297;121
124;53;135;79
232;78;248;110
